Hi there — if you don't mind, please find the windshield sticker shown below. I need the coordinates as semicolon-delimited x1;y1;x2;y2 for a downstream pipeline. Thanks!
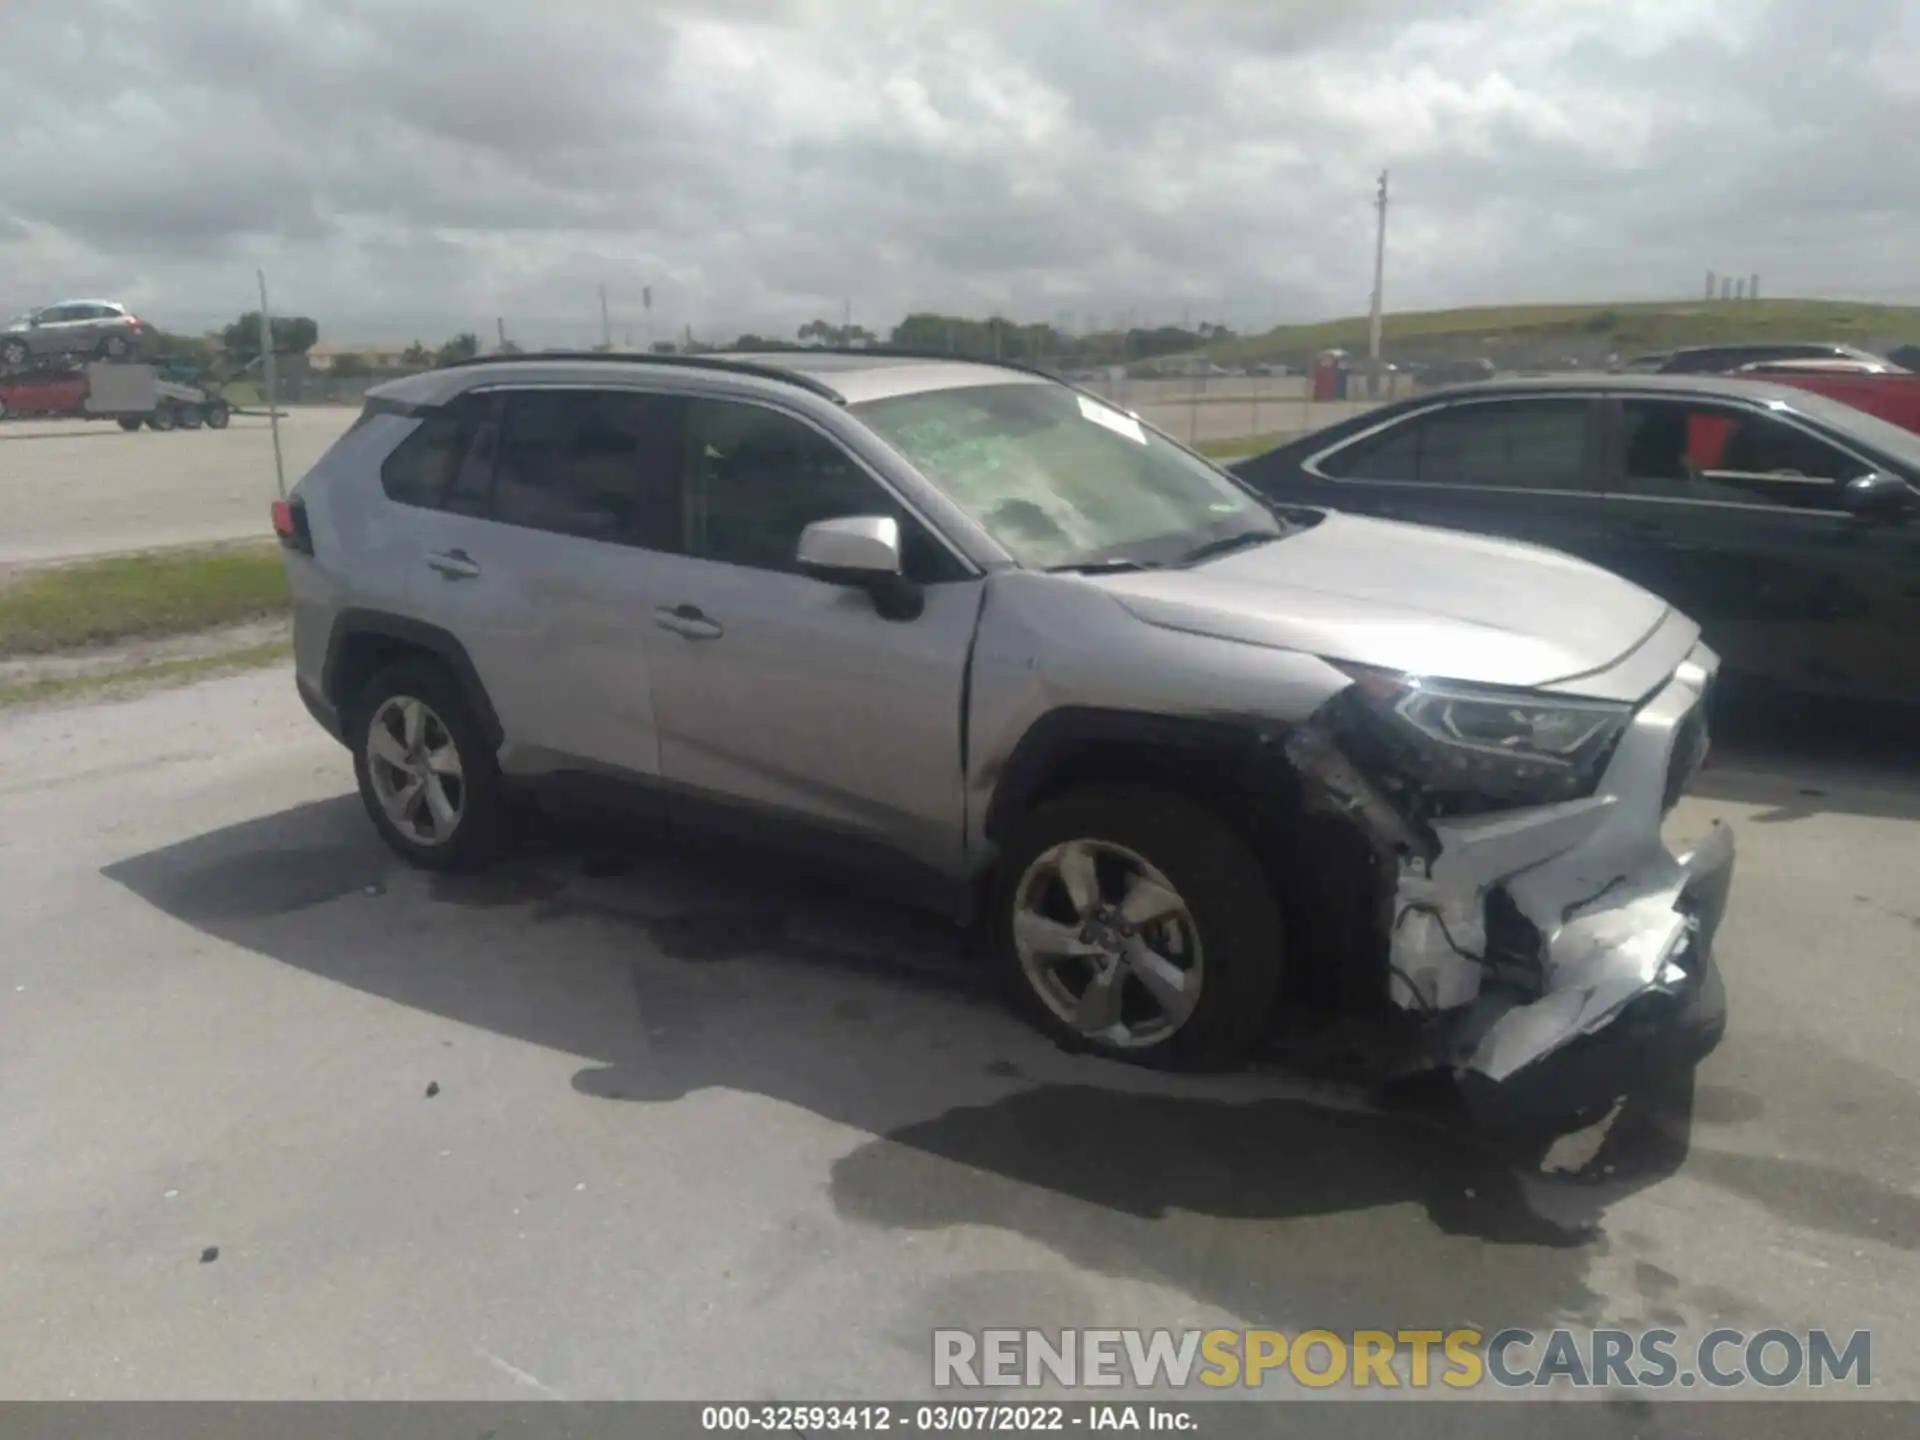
1077;394;1146;445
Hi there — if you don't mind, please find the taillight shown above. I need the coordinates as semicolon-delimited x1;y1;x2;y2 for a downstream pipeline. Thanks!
271;498;313;554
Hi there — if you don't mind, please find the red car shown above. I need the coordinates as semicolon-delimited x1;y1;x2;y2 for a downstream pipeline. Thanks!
0;369;88;419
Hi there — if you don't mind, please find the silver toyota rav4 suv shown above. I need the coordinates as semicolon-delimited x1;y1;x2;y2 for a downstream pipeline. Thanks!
277;350;1734;1125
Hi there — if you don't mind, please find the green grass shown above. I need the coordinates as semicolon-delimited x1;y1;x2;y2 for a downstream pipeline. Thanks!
1203;298;1920;366
0;641;291;708
0;544;289;657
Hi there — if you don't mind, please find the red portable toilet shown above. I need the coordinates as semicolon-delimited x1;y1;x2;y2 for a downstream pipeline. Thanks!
1312;349;1344;401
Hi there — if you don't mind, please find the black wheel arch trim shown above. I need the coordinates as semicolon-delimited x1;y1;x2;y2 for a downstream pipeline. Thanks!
982;705;1294;844
321;609;505;750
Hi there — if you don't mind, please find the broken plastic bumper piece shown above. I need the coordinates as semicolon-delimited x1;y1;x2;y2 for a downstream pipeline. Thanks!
1456;820;1735;1128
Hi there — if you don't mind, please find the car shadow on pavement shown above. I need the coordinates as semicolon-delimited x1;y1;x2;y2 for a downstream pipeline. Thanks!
103;793;1728;1337
1697;689;1920;822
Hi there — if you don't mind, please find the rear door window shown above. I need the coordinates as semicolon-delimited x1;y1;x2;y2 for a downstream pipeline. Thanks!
490;388;686;549
1320;399;1590;488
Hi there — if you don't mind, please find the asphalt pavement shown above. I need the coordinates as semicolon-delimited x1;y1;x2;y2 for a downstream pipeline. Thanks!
2;666;1917;1414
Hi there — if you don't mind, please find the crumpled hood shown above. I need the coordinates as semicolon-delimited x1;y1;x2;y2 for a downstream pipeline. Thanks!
1092;511;1676;691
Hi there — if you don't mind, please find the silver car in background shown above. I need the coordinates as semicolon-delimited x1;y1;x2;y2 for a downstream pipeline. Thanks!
2;299;148;366
273;350;1735;1128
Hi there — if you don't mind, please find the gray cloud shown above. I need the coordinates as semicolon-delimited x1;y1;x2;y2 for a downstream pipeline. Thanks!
0;0;1915;345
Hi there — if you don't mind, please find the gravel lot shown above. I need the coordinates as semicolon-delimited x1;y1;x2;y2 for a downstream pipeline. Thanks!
1;665;1916;1416
0;385;1388;566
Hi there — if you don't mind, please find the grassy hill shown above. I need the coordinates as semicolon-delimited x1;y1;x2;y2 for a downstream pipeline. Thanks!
1202;299;1920;366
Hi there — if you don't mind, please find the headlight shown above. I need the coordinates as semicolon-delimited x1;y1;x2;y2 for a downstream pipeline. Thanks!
1332;663;1632;810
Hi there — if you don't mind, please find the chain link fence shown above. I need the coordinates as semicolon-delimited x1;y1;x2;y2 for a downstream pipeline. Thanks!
1078;371;1419;456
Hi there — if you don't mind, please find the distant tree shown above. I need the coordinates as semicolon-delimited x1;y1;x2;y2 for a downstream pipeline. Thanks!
327;351;372;379
146;329;219;371
1585;308;1622;333
797;319;875;347
650;341;678;354
220;311;319;365
402;341;433;368
435;332;481;367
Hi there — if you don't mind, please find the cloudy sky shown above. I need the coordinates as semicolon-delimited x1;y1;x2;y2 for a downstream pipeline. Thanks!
3;0;1916;347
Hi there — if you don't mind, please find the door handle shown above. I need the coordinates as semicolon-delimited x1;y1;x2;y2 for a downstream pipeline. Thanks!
425;548;481;580
653;603;723;640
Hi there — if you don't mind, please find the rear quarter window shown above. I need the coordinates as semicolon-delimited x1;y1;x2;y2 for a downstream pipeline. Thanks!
380;408;473;508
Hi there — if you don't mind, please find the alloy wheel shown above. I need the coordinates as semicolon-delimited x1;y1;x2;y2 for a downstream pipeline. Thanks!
366;695;466;846
1012;838;1204;1049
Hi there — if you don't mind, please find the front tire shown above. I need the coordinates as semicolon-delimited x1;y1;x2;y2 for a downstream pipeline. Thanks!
0;339;27;367
991;787;1284;1070
116;416;142;431
202;400;231;429
348;658;512;872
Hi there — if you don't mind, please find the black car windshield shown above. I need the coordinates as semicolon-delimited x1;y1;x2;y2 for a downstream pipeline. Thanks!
1771;390;1920;475
851;381;1278;569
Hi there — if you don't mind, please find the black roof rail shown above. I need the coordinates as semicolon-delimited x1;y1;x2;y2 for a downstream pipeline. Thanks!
434;349;848;403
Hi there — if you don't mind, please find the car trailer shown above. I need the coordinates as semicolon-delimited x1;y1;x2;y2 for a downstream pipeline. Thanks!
0;358;235;431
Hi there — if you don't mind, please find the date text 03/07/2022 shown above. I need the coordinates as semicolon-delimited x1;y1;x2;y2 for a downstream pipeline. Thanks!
700;1403;1194;1431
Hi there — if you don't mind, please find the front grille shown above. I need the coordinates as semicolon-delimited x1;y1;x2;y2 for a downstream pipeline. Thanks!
1663;703;1710;812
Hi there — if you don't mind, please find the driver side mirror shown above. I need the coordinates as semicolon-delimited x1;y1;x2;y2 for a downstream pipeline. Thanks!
1840;472;1915;522
795;515;923;620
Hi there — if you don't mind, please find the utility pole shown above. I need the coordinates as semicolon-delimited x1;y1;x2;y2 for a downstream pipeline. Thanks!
496;317;507;352
599;283;612;349
842;297;852;343
256;269;285;499
643;286;653;351
1367;170;1389;398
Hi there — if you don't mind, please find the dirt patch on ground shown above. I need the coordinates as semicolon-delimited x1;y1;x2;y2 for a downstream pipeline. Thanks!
0;616;291;687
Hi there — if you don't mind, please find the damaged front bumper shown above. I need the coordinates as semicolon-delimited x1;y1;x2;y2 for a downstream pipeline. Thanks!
1452;820;1731;1127
1294;644;1735;1127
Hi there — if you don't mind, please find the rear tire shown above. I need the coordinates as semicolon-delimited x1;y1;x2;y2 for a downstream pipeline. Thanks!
991;786;1284;1070
0;340;26;367
348;658;513;873
176;405;203;430
101;334;130;359
116;416;142;431
146;405;176;432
